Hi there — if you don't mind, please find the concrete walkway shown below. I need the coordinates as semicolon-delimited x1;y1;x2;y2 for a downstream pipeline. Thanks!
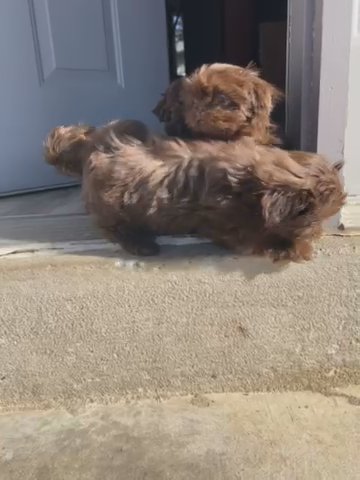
1;237;360;410
1;390;359;479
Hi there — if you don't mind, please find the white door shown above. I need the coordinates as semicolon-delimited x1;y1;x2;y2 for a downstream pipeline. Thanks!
0;0;169;195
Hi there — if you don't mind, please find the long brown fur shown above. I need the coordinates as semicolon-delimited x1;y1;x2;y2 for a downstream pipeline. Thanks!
153;63;282;144
44;120;345;262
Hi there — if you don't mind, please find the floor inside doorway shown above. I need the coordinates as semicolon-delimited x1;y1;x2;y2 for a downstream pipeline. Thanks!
0;187;83;217
0;187;102;255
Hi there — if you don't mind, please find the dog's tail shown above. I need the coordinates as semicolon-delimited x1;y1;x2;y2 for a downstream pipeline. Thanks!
44;125;95;177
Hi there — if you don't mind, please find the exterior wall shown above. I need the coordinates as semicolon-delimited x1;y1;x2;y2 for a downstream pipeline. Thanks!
316;0;360;227
317;1;353;166
344;0;360;196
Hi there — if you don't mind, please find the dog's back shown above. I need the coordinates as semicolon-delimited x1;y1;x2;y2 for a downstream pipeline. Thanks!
81;130;315;235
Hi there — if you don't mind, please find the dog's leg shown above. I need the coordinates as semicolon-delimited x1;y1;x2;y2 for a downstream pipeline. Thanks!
270;240;313;262
253;236;313;262
117;228;160;256
210;231;248;254
98;222;160;256
289;238;313;262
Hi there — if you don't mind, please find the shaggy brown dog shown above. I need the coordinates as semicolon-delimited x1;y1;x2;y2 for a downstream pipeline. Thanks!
44;120;345;261
153;63;282;144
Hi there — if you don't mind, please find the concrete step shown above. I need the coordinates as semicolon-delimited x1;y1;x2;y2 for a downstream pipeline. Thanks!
0;390;359;479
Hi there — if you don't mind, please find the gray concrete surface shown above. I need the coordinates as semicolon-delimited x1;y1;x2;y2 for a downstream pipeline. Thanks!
1;390;360;479
0;233;359;478
0;236;359;410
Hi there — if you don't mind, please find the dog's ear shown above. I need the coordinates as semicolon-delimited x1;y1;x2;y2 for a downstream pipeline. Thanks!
262;189;315;227
152;78;186;123
246;61;260;75
251;81;283;118
333;160;344;172
153;96;170;122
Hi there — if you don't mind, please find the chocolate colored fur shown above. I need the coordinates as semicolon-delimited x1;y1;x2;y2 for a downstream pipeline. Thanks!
44;120;345;261
153;63;282;144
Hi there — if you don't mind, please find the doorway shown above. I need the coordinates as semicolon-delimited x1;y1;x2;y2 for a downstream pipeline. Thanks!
165;0;288;142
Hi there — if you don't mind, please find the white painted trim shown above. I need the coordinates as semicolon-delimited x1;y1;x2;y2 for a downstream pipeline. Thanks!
316;0;353;162
351;0;360;35
315;0;360;224
340;196;360;230
343;0;360;196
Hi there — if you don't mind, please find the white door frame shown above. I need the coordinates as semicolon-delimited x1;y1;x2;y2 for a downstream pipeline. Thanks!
287;0;360;229
316;0;358;229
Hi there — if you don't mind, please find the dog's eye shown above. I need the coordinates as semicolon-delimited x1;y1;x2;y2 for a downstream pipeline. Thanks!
212;93;238;111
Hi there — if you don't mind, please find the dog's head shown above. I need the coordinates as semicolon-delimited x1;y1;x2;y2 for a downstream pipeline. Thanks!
153;63;282;143
261;158;346;238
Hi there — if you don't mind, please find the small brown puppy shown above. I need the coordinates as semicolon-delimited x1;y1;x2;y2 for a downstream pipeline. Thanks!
153;63;282;144
44;120;345;262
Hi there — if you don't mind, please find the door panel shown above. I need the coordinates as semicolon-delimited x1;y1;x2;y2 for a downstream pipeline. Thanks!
31;0;110;76
0;0;169;194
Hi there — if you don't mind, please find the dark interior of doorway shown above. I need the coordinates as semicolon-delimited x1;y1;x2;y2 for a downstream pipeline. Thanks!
165;0;288;140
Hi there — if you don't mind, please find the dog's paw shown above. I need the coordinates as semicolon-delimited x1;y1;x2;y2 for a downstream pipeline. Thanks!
253;239;313;263
270;242;313;263
270;249;301;263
